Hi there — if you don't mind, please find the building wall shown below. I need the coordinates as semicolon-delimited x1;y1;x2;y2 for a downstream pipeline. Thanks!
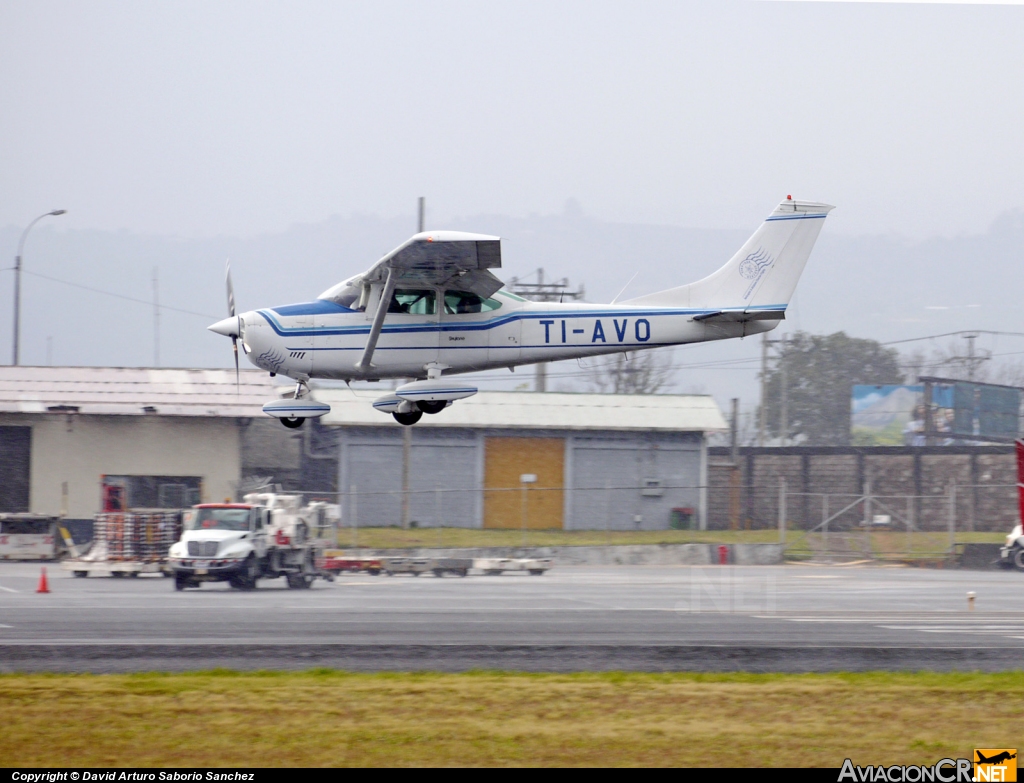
334;425;707;530
0;413;242;518
567;432;703;531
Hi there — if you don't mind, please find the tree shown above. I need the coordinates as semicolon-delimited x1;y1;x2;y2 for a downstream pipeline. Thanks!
583;349;675;395
763;331;903;446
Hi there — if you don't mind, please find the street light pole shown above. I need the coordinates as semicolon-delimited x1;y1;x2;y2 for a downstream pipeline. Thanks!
13;210;67;365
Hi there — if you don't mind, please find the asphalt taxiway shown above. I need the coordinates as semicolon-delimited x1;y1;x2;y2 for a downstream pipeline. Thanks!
1;562;1022;672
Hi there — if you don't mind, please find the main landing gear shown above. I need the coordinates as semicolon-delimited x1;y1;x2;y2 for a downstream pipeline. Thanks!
393;409;422;426
392;399;448;425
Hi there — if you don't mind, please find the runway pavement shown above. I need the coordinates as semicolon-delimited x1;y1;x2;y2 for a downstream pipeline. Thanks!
1;561;1023;672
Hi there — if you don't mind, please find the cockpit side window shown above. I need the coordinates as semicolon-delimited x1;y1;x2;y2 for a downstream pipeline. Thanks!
388;289;436;315
444;291;502;315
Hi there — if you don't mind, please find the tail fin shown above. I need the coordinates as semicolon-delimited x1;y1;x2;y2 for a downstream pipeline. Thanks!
623;198;834;315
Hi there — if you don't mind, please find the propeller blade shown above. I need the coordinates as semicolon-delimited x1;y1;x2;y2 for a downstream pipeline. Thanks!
227;259;238;394
225;260;236;317
232;335;240;394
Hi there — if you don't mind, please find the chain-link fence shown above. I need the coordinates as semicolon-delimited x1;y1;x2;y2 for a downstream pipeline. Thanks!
254;481;1016;559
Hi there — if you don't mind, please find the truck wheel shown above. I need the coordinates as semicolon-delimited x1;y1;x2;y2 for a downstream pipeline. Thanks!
433;569;444;578
111;571;124;578
73;571;88;578
368;568;381;576
529;569;544;575
458;569;468;577
233;556;259;590
174;574;192;591
1014;547;1024;571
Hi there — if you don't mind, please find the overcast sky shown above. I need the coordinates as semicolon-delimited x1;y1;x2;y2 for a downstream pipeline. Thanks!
2;0;1023;239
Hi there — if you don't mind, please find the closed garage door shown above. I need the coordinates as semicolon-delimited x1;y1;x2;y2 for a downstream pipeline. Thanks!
0;427;31;513
484;437;564;529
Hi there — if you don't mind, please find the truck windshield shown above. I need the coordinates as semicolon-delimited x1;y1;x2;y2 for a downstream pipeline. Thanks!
188;508;250;531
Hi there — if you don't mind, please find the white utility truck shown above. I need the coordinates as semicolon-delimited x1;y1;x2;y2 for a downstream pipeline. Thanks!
167;493;338;591
1000;524;1024;571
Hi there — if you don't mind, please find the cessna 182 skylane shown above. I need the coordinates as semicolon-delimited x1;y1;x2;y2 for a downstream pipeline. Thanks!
208;197;833;428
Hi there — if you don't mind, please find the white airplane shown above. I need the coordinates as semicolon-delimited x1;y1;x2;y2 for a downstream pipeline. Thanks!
209;197;833;428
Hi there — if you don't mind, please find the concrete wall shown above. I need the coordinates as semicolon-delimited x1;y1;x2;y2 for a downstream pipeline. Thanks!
0;413;242;518
349;543;786;565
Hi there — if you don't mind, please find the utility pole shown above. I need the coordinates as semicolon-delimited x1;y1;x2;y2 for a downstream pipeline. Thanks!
962;332;986;381
729;398;741;530
400;198;424;529
780;339;788;446
758;333;768;446
507;268;585;392
152;267;160;367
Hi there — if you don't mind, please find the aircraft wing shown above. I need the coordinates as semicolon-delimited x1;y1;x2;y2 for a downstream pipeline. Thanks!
363;231;503;298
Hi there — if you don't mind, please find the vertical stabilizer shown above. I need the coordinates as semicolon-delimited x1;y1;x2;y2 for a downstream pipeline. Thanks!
623;198;834;313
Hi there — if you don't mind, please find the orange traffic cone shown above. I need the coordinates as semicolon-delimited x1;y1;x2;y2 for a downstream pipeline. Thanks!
36;567;50;594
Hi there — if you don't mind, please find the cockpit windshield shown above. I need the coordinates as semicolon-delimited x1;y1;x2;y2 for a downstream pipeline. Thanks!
186;508;251;531
318;276;364;310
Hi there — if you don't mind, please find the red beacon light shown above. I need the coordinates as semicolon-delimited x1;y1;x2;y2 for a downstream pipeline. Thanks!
787;194;793;200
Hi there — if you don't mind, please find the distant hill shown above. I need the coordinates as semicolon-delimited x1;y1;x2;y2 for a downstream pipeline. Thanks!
1;207;1021;405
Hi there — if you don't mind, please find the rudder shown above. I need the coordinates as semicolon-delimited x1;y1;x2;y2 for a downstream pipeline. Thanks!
624;197;834;313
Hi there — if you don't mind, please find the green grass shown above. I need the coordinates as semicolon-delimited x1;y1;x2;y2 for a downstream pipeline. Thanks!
333;527;786;550
2;671;1022;767
330;527;1007;558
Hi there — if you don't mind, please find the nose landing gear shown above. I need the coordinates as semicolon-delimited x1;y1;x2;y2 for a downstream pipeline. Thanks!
262;376;331;428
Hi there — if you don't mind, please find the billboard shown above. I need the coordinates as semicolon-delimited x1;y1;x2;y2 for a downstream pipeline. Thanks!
852;380;1021;446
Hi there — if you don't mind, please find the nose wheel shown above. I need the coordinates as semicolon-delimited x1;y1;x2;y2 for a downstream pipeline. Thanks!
281;416;305;429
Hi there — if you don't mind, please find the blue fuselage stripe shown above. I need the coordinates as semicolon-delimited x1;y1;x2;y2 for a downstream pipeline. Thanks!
257;305;787;339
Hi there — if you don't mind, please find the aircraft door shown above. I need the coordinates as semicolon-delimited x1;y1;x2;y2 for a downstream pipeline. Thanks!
487;308;520;365
374;286;440;373
438;290;519;368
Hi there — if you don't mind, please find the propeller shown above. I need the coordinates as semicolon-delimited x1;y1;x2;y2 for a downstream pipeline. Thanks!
226;260;239;393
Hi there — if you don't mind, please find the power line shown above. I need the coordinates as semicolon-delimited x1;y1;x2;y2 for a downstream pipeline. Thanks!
18;268;218;320
881;330;1024;346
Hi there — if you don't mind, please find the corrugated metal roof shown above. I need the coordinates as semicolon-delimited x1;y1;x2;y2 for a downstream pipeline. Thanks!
0;367;727;431
317;389;727;432
0;366;278;417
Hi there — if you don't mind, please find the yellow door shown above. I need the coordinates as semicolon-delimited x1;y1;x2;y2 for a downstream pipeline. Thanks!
484;437;564;529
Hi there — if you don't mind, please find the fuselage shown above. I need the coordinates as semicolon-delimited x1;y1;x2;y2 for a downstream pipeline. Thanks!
237;287;778;382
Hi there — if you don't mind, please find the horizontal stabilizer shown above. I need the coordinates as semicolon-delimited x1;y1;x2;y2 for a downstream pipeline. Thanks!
693;309;786;323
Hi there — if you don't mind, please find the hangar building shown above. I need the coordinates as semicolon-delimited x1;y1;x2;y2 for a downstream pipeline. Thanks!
0;366;275;520
316;389;726;531
0;367;726;531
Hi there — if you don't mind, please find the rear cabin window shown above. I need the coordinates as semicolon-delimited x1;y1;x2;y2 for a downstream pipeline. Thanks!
388;289;436;315
444;291;502;314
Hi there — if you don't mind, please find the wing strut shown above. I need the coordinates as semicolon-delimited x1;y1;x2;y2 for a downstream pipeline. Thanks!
355;268;397;371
